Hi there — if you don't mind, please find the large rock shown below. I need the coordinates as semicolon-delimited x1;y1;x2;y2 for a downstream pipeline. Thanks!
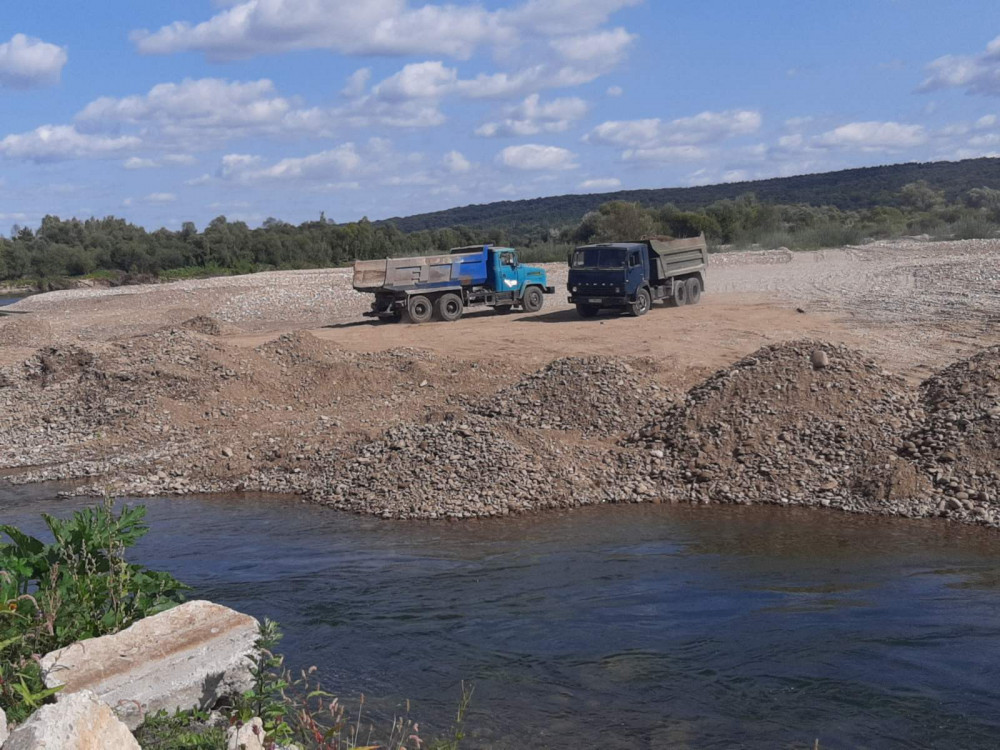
1;705;8;746
4;689;139;750
40;600;258;730
227;717;265;750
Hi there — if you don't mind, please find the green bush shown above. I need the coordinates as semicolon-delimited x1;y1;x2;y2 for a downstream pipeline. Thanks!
946;215;997;240
0;499;187;722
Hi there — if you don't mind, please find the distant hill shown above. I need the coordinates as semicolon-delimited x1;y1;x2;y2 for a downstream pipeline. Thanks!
382;157;1000;232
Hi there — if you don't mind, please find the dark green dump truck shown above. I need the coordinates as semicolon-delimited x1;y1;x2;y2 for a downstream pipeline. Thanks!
567;234;708;317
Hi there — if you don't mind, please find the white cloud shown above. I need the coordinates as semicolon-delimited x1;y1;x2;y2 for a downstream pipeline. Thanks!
586;110;763;149
579;177;621;190
0;33;68;89
549;27;634;64
0;125;140;162
124;157;159;169
342;68;372;98
815;121;927;150
131;0;639;61
623;145;709;163
920;35;1000;95
477;93;588;137
220;145;361;184
498;144;578;170
145;192;177;203
77;78;332;141
163;153;198;165
606;85;623;97
443;150;471;173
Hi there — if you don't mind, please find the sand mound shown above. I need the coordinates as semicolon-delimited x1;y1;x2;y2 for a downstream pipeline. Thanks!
901;345;1000;518
622;341;930;509
471;356;672;437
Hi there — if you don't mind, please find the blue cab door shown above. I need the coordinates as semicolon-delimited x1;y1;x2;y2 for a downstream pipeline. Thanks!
626;248;644;297
495;249;521;295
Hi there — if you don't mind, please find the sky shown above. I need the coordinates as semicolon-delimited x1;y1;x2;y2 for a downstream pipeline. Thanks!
2;0;1000;233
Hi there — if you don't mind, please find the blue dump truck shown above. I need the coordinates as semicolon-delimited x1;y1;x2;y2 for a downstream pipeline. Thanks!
353;245;555;323
567;234;708;318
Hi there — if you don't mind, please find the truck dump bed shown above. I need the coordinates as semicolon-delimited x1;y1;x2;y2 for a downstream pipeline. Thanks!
646;234;708;283
353;246;489;293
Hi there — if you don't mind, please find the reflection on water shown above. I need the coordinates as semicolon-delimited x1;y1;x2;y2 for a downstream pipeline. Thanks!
2;485;1000;749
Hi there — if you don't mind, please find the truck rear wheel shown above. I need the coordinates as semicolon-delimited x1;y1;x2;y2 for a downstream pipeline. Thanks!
436;293;464;322
685;277;702;305
405;295;433;324
576;304;600;318
629;288;651;317
671;280;689;307
521;286;544;313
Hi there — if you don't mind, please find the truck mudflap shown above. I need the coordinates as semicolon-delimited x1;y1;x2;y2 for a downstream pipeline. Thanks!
544;286;556;294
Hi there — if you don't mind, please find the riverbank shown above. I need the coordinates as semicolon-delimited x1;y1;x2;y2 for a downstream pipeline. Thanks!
0;238;997;528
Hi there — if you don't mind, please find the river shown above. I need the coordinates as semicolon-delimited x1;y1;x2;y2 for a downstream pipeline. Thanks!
2;485;999;749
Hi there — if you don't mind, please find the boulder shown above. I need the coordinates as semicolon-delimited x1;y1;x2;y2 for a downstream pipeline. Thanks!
227;717;265;750
40;600;258;730
1;706;8;746
4;690;139;750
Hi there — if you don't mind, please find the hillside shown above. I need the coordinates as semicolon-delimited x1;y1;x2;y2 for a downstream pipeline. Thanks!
383;157;1000;232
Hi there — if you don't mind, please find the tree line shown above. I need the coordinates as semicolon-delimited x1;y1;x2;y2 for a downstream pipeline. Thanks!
2;181;999;284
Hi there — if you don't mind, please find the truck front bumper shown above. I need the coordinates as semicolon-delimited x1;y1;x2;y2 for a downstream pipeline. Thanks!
568;295;627;306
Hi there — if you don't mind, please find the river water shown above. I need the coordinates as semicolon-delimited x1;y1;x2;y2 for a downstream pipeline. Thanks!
0;296;24;307
3;485;1000;749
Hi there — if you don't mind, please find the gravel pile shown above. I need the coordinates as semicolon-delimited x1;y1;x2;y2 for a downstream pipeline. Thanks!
900;346;1000;522
0;328;233;472
618;340;942;519
312;416;599;519
470;356;672;436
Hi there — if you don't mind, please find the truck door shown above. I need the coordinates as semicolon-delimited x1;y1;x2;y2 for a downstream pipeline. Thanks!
496;250;520;295
627;248;644;296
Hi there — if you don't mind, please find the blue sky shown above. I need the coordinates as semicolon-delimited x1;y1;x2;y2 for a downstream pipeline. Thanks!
2;0;1000;232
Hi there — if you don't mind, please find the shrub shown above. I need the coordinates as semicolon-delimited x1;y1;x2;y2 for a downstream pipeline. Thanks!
0;499;187;722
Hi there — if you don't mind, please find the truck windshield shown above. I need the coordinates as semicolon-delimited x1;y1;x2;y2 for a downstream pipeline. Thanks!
572;247;626;269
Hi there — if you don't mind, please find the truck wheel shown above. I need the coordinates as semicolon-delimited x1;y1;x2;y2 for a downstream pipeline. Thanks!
405;295;433;324
671;280;689;307
576;304;600;318
629;288;651;317
521;286;544;313
436;293;464;322
685;277;702;305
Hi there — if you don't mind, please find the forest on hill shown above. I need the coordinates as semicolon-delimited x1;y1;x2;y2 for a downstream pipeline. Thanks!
383;157;1000;232
2;159;1000;287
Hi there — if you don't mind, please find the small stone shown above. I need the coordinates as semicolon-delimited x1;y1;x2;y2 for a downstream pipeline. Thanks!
811;350;830;370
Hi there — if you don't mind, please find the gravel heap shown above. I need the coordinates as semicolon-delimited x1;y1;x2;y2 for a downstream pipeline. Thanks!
312;415;599;519
619;340;939;518
0;328;233;474
179;315;225;336
900;345;1000;522
470;356;672;436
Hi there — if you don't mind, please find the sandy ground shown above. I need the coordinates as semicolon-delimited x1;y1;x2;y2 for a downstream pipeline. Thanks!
5;237;999;384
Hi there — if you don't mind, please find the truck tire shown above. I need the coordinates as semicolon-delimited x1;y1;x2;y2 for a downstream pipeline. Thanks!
685;277;702;305
436;293;464;322
629;288;651;317
671;280;689;307
576;303;600;318
521;286;544;313
405;295;434;324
